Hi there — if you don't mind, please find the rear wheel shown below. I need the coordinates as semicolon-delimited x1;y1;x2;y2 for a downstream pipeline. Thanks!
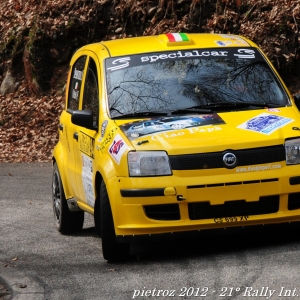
100;181;130;261
52;163;84;234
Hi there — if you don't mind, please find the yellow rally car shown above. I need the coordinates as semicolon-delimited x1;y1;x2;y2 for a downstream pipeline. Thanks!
52;33;300;261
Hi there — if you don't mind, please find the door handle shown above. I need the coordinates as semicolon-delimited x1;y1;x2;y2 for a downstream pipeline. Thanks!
73;132;78;141
59;124;63;131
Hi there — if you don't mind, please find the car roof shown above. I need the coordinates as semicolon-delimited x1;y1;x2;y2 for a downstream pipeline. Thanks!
80;33;258;58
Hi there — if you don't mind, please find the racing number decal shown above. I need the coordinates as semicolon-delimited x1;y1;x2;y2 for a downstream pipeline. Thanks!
79;132;95;158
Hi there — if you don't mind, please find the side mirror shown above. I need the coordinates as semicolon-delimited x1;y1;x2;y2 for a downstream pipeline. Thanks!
294;94;300;110
71;110;94;129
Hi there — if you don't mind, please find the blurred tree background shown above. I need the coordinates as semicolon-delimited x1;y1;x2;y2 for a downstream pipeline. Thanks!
1;0;300;161
1;0;300;95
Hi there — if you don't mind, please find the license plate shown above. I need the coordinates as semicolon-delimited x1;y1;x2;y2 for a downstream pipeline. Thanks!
214;216;249;223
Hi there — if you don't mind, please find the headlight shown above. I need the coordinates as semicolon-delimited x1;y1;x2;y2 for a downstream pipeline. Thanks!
128;151;172;176
285;138;300;165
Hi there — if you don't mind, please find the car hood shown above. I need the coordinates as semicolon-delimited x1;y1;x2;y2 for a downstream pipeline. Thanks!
115;108;300;155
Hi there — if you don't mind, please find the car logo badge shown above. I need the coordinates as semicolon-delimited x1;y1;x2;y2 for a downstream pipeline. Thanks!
223;152;237;168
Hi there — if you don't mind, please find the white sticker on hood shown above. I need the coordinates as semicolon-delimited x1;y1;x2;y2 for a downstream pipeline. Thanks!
237;113;293;135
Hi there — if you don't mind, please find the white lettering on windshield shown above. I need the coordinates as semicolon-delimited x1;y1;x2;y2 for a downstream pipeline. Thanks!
107;57;131;71
141;50;229;63
234;49;255;59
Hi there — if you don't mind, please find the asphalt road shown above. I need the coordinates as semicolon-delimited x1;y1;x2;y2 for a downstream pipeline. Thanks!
2;163;300;300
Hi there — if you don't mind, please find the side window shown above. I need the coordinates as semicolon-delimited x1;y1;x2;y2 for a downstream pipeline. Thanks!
83;58;99;127
68;56;87;110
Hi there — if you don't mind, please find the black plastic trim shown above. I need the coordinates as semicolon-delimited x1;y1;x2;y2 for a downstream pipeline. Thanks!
120;188;165;197
169;145;285;170
290;177;300;185
288;193;300;210
144;204;180;220
187;178;278;189
189;196;279;220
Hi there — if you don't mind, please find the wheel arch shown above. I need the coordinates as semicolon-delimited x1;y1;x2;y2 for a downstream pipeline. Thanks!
52;144;72;199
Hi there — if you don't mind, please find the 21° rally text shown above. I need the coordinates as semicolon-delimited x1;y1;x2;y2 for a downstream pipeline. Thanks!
132;287;298;298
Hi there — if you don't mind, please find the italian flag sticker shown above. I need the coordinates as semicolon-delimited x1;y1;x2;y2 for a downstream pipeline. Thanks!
165;33;189;42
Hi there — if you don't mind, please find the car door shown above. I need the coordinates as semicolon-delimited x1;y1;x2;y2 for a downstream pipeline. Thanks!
72;54;100;207
60;55;87;197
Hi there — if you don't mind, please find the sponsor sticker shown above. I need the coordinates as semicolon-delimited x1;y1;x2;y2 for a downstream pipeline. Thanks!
72;89;79;100
108;134;128;164
139;50;230;63
237;113;293;135
105;48;264;72
215;41;232;46
79;132;94;158
107;57;131;71
219;35;249;46
149;126;223;141
99;120;108;142
233;49;255;59
100;127;118;152
120;114;225;140
81;154;95;207
73;68;83;80
236;163;282;173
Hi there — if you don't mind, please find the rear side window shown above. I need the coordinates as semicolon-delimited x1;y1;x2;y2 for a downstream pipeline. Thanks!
68;56;87;110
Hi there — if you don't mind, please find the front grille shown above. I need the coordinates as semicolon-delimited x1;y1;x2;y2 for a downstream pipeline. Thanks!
169;145;285;170
189;196;279;220
288;193;300;210
144;204;180;220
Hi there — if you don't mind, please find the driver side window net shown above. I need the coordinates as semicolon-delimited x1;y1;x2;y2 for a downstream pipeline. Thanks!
82;58;99;127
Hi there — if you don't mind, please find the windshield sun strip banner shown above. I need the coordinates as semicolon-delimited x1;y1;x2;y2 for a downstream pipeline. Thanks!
105;48;265;72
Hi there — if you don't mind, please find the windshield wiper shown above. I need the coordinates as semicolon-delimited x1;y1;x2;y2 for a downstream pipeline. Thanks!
187;102;283;109
112;111;169;119
170;108;213;114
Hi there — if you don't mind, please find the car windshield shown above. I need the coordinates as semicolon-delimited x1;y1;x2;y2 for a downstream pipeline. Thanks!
105;48;290;119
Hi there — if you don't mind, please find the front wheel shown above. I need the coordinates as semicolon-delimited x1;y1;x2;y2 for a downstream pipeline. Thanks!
52;163;84;234
100;181;130;261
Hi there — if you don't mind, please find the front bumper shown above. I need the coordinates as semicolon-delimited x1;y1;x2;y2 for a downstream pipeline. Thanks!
107;163;300;237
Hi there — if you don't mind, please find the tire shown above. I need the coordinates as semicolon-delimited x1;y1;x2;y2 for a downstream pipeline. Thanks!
100;181;130;261
94;196;101;237
52;163;84;234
